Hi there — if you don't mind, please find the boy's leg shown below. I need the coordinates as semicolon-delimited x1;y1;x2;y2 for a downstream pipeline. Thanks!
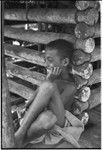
24;110;57;145
15;81;65;147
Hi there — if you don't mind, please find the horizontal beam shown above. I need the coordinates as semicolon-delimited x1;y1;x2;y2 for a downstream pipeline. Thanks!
6;62;46;86
4;43;46;66
4;8;76;24
10;96;25;106
87;69;101;86
91;46;100;62
88;87;101;109
4;26;76;44
75;23;100;39
4;26;95;52
8;79;36;101
4;8;99;25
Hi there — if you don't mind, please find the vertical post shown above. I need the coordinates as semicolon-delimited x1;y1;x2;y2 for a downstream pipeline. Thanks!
2;1;16;148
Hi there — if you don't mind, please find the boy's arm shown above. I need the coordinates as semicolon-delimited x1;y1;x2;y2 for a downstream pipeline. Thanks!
25;88;39;109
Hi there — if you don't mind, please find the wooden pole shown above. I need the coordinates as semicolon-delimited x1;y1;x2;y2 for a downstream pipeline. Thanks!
4;8;99;25
2;1;16;148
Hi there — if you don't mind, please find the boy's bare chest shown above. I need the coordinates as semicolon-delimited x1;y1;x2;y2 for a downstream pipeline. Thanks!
54;79;71;94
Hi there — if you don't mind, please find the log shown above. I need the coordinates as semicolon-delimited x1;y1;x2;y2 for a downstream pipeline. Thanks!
4;26;95;52
75;23;100;39
4;8;76;24
6;62;46;86
2;29;16;148
4;8;99;25
11;96;25;106
87;69;101;86
73;75;88;89
72;46;100;65
72;49;91;65
2;0;16;146
8;79;36;101
74;38;95;53
72;100;89;115
75;1;99;11
70;62;93;79
77;112;89;125
74;86;91;102
76;8;99;25
88;87;101;109
4;26;76;44
4;43;46;66
91;46;100;62
2;56;16;148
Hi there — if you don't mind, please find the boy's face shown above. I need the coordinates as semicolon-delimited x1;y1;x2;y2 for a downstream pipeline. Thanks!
45;49;63;69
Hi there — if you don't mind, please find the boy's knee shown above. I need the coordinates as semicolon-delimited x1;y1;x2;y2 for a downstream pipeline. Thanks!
40;81;56;93
40;111;57;130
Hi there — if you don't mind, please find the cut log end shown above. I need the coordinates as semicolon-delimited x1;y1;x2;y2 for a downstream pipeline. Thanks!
75;23;100;39
70;63;93;79
75;1;99;11
75;38;95;53
77;8;99;25
72;49;91;65
73;75;88;89
75;23;95;39
74;86;91;102
85;38;95;53
77;112;89;126
72;100;89;115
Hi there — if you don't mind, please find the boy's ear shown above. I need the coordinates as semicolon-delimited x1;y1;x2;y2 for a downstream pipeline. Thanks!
62;58;69;67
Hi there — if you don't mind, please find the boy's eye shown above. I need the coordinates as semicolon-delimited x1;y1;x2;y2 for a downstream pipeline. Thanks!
46;57;53;62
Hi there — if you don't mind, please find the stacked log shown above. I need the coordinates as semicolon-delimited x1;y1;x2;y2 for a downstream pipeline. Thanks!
71;1;100;124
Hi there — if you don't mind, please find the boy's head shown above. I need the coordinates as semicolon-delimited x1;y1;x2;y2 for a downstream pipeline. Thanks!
45;39;74;69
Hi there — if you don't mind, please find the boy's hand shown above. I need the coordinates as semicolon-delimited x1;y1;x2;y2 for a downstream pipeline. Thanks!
46;67;62;81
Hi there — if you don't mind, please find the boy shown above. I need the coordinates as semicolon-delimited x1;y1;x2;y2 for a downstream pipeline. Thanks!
15;39;84;148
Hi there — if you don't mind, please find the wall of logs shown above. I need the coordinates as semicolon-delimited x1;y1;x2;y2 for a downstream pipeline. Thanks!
2;0;101;148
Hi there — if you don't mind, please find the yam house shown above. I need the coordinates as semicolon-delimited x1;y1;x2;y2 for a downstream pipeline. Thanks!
2;0;101;148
